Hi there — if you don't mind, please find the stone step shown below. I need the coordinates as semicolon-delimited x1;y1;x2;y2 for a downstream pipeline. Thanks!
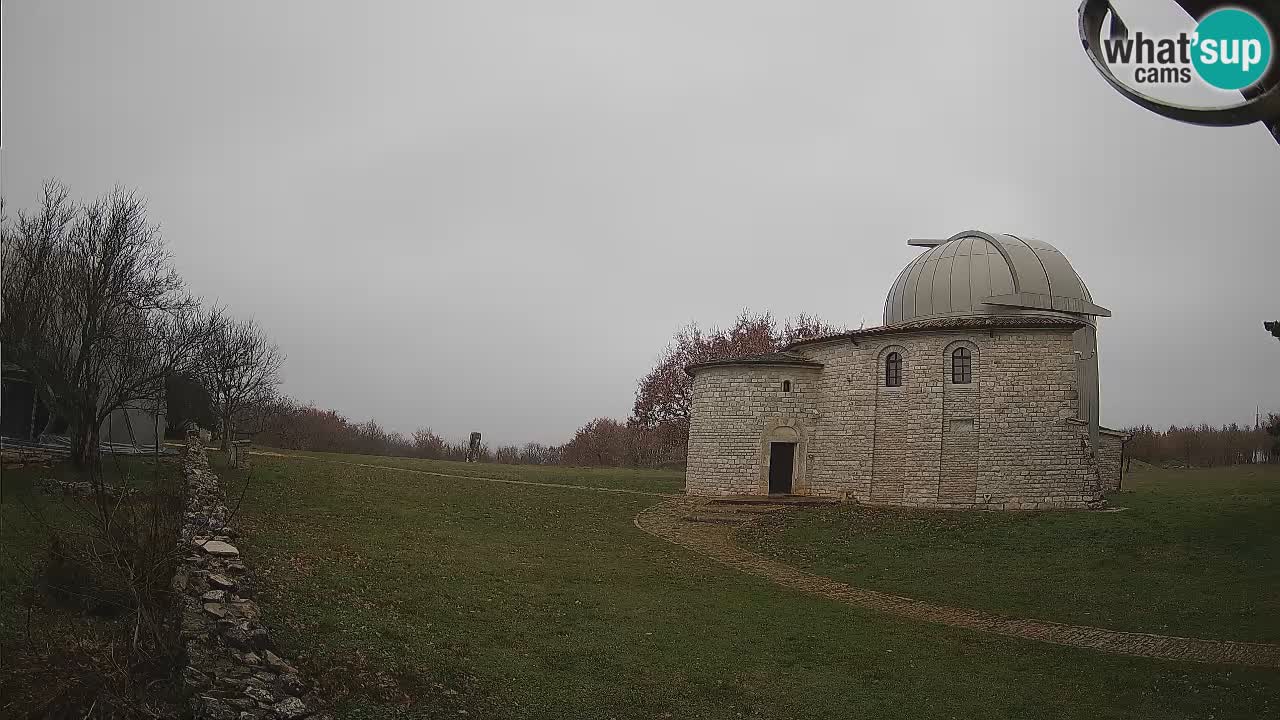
705;504;786;514
682;512;754;524
708;495;840;507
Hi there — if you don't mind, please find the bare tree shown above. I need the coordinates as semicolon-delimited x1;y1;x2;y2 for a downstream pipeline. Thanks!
197;311;284;449
629;310;842;462
2;182;205;467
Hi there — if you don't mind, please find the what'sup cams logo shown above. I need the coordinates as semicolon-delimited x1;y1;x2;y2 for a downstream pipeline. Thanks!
1100;6;1272;89
1079;1;1280;141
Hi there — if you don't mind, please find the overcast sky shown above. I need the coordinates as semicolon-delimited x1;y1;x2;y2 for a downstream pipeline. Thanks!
4;1;1277;445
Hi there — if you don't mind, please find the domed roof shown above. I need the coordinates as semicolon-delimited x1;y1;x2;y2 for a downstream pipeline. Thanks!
883;231;1110;327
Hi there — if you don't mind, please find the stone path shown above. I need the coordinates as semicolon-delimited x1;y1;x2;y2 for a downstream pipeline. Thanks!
635;497;1280;668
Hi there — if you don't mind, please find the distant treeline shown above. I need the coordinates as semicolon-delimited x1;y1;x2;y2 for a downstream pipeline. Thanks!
246;398;1280;470
246;399;689;468
1123;419;1279;468
227;306;1280;471
252;399;565;465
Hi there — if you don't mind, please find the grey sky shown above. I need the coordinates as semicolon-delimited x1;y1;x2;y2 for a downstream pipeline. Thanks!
4;1;1277;446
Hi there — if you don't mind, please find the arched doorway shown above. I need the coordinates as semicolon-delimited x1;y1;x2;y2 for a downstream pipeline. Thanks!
764;424;801;495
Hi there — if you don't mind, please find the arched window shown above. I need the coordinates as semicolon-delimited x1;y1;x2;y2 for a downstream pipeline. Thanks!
781;380;792;393
884;352;902;387
952;347;972;384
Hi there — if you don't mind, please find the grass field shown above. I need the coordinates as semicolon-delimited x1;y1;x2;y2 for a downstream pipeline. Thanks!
224;453;1280;720
738;464;1280;643
0;454;187;716
0;455;184;637
264;449;686;494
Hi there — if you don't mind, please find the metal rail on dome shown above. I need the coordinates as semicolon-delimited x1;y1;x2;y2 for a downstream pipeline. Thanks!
984;293;1112;317
1077;0;1280;143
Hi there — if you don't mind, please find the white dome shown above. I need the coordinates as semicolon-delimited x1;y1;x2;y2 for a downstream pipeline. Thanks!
883;231;1109;327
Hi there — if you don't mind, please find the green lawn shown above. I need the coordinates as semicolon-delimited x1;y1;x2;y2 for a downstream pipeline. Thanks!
260;449;686;495
738;464;1280;643
228;453;1280;720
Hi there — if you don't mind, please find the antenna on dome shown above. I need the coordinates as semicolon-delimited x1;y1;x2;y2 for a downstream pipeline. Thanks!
908;238;946;247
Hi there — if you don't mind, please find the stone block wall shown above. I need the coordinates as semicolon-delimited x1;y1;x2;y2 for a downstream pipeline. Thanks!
970;330;1100;509
687;327;1108;509
685;365;821;495
1096;429;1128;493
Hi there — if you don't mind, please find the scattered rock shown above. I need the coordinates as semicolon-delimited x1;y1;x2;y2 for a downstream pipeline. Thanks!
231;600;261;620
270;696;310;720
264;650;297;675
35;478;137;498
203;540;241;557
184;666;211;691
245;686;275;704
208;573;237;590
249;627;272;650
221;624;253;650
278;673;306;696
196;696;239;720
177;430;319;719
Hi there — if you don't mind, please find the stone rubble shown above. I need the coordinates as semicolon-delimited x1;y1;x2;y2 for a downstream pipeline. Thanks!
35;478;138;498
174;429;329;720
0;446;60;470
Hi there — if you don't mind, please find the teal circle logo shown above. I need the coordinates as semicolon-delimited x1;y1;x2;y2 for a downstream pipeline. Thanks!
1192;8;1272;90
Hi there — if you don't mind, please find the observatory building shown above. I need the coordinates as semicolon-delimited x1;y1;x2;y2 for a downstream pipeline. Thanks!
684;231;1125;509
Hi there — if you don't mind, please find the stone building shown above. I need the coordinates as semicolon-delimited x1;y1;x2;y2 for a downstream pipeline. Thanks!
1;362;167;449
685;230;1127;509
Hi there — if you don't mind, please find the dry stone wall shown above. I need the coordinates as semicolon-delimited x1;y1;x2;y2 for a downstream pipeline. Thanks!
175;430;327;720
687;327;1117;509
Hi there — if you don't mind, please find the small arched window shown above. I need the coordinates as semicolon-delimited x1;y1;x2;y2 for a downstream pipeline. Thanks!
885;352;902;387
781;380;792;393
952;347;972;384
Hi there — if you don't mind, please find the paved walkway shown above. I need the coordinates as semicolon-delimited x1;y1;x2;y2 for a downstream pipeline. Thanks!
634;498;1280;668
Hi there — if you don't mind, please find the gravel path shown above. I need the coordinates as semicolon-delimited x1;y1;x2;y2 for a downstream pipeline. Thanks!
634;498;1280;668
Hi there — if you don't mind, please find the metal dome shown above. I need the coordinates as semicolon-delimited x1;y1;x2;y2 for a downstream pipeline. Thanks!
883;231;1110;327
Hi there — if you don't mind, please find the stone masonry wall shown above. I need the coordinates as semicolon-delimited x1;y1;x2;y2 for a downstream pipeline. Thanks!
686;328;1107;509
686;365;821;495
1096;430;1127;493
175;430;326;720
